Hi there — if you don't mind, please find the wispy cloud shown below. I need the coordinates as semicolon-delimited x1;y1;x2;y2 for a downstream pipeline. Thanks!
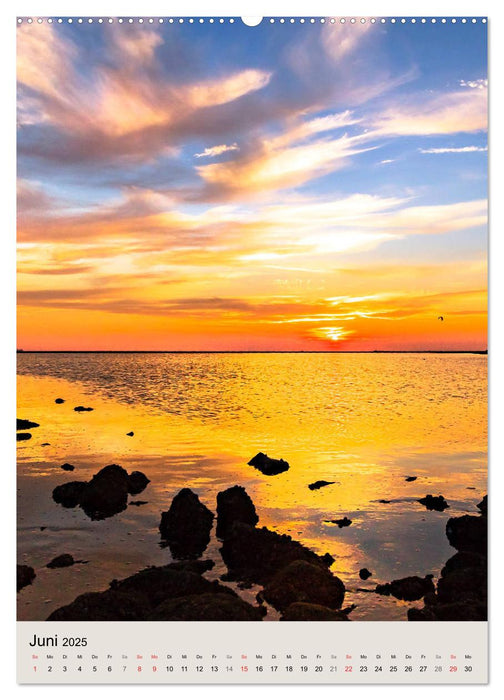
194;143;239;158
459;78;487;89
373;84;487;136
420;146;487;154
17;23;272;163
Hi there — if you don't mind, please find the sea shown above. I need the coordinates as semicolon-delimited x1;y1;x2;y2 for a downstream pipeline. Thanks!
17;352;487;621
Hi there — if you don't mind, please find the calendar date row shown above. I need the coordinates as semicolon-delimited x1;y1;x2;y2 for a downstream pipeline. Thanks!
32;663;474;674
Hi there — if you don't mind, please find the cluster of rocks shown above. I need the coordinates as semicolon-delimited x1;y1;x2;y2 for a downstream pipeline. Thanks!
407;495;487;621
173;485;348;621
48;484;349;622
47;560;266;622
17;418;39;442
52;464;150;520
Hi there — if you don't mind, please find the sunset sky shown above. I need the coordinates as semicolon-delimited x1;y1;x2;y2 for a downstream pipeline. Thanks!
17;18;487;351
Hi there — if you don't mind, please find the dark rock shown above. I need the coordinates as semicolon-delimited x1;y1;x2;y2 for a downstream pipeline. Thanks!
47;554;75;569
216;485;258;538
52;465;150;520
378;499;391;504
262;560;345;612
159;488;214;559
409;506;488;622
74;406;94;412
47;561;224;621
60;463;75;472
52;481;87;508
441;551;486;577
127;470;150;495
149;593;265;621
281;602;349;621
165;560;215;575
408;601;487;622
55;398;65;404
111;564;219;607
17;565;36;592
325;517;352;528
405;476;417;482
308;480;335;490
437;566;487;605
220;523;333;585
418;494;449;511
375;575;435;601
237;581;254;590
126;431;134;436
248;452;289;476
477;495;487;516
17;419;40;430
17;433;32;441
47;590;151;621
446;514;487;554
79;464;129;520
359;568;372;580
129;500;148;507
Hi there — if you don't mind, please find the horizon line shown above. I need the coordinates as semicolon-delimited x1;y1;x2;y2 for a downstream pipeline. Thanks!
16;349;488;354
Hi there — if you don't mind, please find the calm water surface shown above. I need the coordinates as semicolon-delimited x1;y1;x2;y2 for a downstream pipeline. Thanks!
17;353;487;621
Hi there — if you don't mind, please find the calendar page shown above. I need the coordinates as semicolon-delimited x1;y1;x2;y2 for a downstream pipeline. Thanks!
16;14;488;685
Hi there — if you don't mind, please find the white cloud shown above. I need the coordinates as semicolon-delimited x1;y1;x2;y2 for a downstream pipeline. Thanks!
420;146;487;154
459;79;488;89
195;144;239;158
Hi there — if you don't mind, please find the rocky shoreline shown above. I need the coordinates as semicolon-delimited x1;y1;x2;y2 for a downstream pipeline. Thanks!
17;415;487;622
17;471;487;622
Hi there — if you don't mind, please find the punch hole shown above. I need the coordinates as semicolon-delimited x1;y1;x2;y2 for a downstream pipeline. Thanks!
241;17;263;27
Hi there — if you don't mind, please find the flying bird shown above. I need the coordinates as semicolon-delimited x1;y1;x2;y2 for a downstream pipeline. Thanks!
438;316;444;321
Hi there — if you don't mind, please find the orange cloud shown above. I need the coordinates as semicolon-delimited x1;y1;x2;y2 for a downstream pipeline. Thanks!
17;23;272;157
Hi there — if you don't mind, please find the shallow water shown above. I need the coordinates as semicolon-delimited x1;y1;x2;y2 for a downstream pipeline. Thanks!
17;352;487;621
